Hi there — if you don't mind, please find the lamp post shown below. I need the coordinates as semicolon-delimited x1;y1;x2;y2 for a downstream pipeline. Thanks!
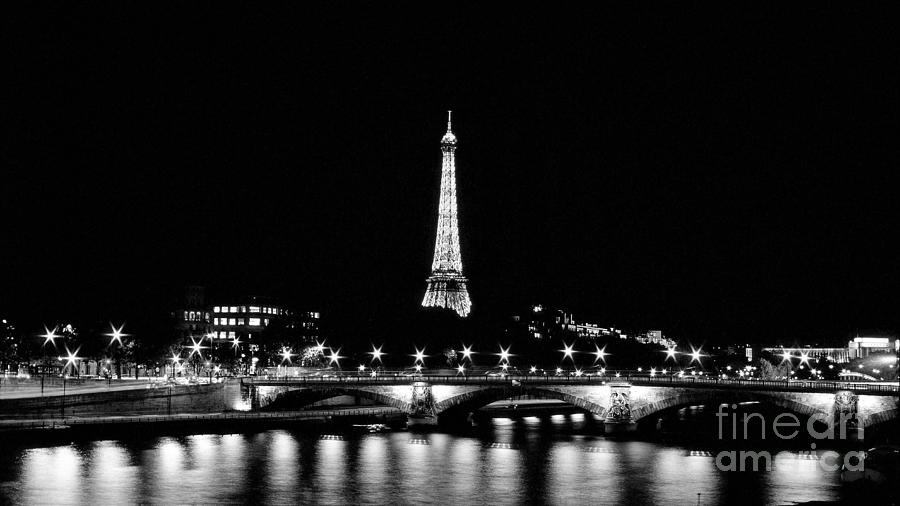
59;347;80;419
39;325;59;396
104;323;128;381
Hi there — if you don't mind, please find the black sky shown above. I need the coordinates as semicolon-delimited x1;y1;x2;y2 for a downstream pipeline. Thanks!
2;4;898;344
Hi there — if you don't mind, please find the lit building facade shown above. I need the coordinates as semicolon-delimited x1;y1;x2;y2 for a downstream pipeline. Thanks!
172;287;321;346
514;304;675;347
209;297;321;346
174;285;211;339
847;336;897;359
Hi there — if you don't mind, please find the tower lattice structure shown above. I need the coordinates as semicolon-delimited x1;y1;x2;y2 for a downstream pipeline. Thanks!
422;111;472;317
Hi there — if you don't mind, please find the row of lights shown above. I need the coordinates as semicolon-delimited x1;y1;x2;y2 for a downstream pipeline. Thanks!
271;342;708;373
39;324;709;375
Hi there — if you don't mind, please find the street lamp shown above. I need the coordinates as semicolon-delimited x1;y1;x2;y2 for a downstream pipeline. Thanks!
369;345;384;363
38;325;60;395
497;345;511;364
328;348;343;370
169;352;181;379
664;347;678;361
461;344;473;362
689;346;704;364
59;347;80;418
104;323;128;380
594;345;608;363
560;342;575;362
105;323;127;346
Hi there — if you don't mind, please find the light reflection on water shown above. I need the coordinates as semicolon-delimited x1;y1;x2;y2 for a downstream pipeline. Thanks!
0;413;850;505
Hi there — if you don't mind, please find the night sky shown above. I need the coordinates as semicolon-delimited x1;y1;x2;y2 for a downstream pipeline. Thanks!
2;4;898;344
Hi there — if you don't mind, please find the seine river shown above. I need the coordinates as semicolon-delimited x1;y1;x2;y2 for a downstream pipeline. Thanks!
0;413;865;505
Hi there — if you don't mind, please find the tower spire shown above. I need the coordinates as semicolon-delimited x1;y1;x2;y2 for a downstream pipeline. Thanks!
422;111;471;317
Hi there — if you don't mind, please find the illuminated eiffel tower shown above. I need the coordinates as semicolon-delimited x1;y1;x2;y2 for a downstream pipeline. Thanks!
422;111;471;317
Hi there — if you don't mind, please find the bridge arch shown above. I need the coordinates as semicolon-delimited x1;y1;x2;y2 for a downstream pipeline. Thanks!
862;407;899;429
259;386;414;413
630;389;827;423
433;385;607;418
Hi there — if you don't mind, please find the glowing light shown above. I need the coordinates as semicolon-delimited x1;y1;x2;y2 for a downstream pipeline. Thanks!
414;364;422;373
421;111;471;317
369;371;377;377
560;342;575;361
358;364;366;372
781;350;792;362
556;367;563;374
689;346;704;364
650;367;657;377
457;365;465;374
460;344;473;361
189;338;206;358
327;348;343;366
280;347;294;364
104;323;128;346
314;341;326;355
615;372;621;378
529;366;537;373
41;325;59;347
600;367;606;374
574;369;583;377
501;363;509;371
498;345;511;363
170;352;181;363
62;347;80;369
413;347;426;364
593;345;607;363
664;347;677;361
637;367;643;372
369;345;384;363
798;351;810;365
232;336;241;349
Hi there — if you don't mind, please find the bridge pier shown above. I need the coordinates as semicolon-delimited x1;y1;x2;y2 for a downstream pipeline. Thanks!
834;390;863;441
604;383;636;435
407;381;438;427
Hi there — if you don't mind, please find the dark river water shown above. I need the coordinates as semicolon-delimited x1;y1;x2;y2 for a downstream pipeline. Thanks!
0;412;876;505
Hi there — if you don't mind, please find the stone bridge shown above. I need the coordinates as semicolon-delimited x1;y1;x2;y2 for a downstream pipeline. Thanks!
244;376;898;435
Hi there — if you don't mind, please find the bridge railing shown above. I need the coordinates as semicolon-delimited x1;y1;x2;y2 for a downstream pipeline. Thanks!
242;374;899;394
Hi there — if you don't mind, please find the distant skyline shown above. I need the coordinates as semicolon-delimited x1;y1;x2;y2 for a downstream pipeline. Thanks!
2;5;898;344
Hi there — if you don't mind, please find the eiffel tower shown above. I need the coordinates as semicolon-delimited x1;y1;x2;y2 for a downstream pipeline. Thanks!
422;111;472;317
